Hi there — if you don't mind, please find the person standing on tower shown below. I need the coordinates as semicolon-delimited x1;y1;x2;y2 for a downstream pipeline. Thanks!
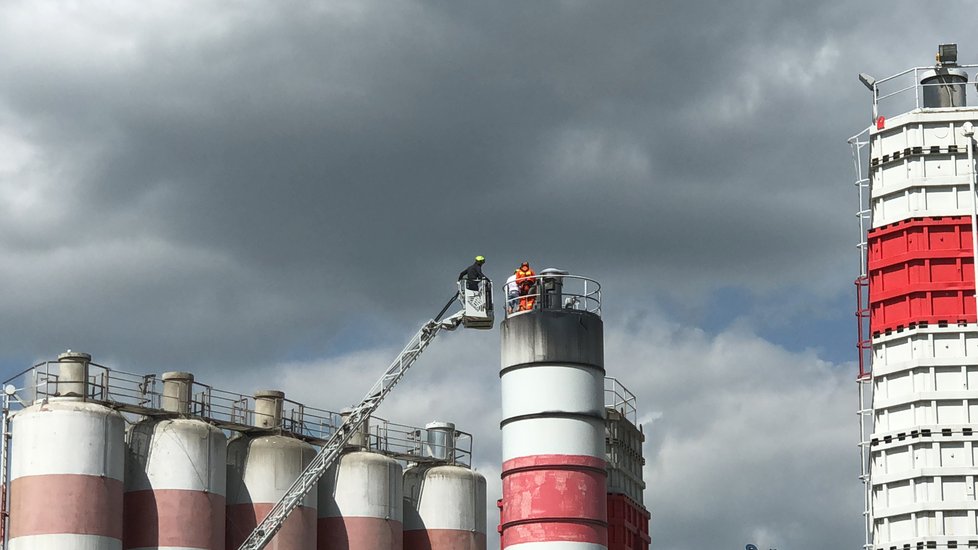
515;261;536;311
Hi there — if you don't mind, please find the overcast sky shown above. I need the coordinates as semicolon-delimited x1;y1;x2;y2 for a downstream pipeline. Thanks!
2;2;976;549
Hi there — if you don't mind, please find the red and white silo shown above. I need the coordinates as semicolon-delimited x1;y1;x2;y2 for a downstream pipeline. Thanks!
499;274;608;549
124;371;227;550
8;351;126;549
226;390;318;550
402;464;487;550
317;450;403;550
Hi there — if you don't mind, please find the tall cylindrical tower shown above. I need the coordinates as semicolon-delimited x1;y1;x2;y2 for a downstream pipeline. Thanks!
852;45;978;549
499;273;608;549
8;352;126;549
124;371;227;550
226;390;317;550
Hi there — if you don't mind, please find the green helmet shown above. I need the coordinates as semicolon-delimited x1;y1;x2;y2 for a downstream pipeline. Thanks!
475;255;485;263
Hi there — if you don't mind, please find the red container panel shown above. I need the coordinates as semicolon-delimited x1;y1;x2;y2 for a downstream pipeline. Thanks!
868;217;977;334
607;494;650;550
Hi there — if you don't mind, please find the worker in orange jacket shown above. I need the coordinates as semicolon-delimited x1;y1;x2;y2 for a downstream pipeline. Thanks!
515;261;536;311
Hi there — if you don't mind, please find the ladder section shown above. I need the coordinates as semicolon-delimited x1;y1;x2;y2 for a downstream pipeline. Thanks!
236;313;464;550
850;127;874;550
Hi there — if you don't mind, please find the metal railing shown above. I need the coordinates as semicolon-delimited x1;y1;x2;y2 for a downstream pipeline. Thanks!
502;272;602;318
605;376;637;424
866;64;978;122
367;419;473;467
0;360;472;461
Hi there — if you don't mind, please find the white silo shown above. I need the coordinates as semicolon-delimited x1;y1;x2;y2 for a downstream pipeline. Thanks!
317;451;403;550
123;371;227;550
8;351;126;549
403;424;487;550
226;390;317;550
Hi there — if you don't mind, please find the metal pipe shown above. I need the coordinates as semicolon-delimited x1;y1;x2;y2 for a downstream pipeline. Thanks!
965;122;978;314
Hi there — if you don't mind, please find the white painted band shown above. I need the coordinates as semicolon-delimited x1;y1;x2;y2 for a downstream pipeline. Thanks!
502;417;605;461
501;365;604;419
8;533;122;550
11;407;124;480
126;419;227;493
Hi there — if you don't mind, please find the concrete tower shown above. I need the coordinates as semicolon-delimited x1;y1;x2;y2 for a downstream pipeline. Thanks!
499;271;608;550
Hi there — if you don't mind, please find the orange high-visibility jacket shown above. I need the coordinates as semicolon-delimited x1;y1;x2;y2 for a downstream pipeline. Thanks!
515;267;535;290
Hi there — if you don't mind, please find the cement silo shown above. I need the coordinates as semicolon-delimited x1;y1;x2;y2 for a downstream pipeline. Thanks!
499;272;608;549
124;371;227;550
403;464;487;550
8;351;126;549
317;450;403;548
226;390;317;550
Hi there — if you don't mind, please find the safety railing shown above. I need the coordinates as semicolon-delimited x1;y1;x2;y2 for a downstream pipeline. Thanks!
865;64;978;122
502;272;601;318
605;377;637;424
367;418;473;467
1;359;473;463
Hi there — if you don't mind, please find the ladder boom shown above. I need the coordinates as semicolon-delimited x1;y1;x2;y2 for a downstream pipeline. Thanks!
236;312;463;550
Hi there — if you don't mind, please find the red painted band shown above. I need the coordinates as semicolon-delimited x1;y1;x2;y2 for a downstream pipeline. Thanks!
316;516;403;550
403;528;487;550
500;454;607;545
226;504;317;550
124;489;225;549
9;474;123;540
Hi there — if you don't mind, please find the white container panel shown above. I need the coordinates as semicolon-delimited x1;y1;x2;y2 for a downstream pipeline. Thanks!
943;476;969;501
915;369;934;393
917;512;937;537
914;444;935;469
888;514;914;542
935;367;965;391
937;401;966;424
501;418;605;462
967;367;978;390
888;404;913;431
885;447;911;474
915;403;935;425
935;335;966;359
888;371;913;398
945;510;973;535
887;480;913;507
915;478;931;502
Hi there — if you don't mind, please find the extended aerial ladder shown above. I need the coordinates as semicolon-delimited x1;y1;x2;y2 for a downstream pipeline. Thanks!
236;278;494;550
